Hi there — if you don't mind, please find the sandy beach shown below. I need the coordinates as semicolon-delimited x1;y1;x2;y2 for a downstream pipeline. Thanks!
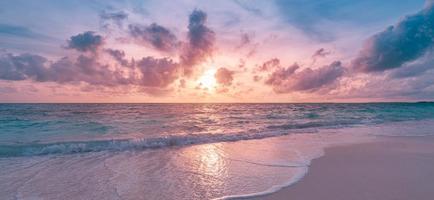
248;136;434;200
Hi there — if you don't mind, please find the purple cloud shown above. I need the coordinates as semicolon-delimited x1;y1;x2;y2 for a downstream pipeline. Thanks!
0;52;181;91
0;53;48;81
135;57;179;87
100;10;128;29
0;53;129;86
128;23;178;52
265;63;299;86
311;48;331;64
66;31;104;52
180;9;216;75
265;61;345;93
105;49;130;67
257;58;280;71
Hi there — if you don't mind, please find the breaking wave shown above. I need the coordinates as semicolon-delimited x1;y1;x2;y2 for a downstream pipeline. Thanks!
0;129;318;157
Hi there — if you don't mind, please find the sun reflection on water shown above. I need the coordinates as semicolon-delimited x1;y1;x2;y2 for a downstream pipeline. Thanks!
176;143;228;197
197;144;225;176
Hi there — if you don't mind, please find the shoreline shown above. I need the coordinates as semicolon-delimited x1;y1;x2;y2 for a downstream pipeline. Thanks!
2;121;434;199
247;136;434;200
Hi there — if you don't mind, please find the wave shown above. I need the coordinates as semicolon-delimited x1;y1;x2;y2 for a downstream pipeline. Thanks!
0;129;318;157
3;118;434;157
266;120;359;130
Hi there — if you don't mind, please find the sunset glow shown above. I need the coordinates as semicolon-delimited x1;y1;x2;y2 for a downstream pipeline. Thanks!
197;68;218;91
1;1;434;199
0;0;433;102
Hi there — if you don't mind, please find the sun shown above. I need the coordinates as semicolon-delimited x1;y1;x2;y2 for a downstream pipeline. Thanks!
197;68;217;90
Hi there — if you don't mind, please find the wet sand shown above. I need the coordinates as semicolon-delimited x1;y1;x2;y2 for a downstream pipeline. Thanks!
248;136;434;200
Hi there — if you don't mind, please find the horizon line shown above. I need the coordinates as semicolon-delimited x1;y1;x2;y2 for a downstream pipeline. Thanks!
0;101;433;104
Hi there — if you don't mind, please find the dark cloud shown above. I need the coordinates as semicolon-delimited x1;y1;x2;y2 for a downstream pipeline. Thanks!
66;31;104;52
352;4;434;72
128;23;178;52
180;9;216;75
265;61;345;93
105;48;130;67
215;67;234;86
100;10;128;28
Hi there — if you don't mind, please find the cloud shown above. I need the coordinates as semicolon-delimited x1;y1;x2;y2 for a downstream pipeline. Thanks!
312;48;330;58
341;69;434;100
66;31;104;52
215;67;234;86
123;9;215;77
47;55;130;86
265;63;299;85
390;52;434;79
128;23;178;52
0;52;180;91
265;61;345;93
236;33;251;49
180;9;216;75
0;53;48;81
135;56;179;87
105;48;130;67
311;48;331;64
352;4;434;72
257;58;280;71
100;10;128;28
0;9;220;95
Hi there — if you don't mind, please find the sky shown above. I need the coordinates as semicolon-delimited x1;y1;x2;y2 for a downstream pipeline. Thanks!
0;0;433;103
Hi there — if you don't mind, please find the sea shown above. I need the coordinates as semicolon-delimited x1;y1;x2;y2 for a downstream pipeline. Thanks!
1;103;434;199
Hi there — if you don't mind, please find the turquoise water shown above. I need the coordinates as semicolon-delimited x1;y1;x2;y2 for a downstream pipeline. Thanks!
1;103;434;156
1;103;434;199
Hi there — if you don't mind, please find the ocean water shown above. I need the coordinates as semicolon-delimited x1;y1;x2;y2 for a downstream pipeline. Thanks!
1;103;434;156
1;103;434;199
